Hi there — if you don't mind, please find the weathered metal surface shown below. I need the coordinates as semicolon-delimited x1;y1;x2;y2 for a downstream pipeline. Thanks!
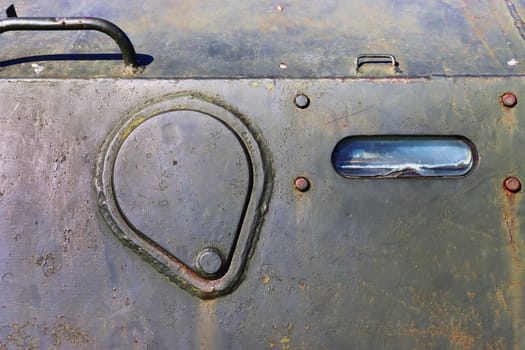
2;1;525;77
1;0;525;348
0;77;523;348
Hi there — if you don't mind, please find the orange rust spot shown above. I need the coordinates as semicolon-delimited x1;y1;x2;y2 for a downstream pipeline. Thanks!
449;329;475;347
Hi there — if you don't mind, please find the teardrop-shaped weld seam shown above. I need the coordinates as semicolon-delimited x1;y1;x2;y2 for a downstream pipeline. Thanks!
95;94;272;299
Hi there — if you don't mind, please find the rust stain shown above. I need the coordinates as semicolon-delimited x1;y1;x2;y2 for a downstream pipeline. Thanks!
498;182;524;350
357;280;489;348
44;323;92;346
5;321;38;349
196;300;218;350
405;305;481;348
402;320;479;348
499;188;521;265
269;323;294;350
462;4;501;67
298;279;310;303
501;111;518;132
4;320;92;348
496;288;511;313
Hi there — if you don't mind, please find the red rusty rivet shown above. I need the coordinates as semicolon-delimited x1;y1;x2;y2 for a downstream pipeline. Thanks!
501;92;517;108
504;177;521;193
294;177;310;192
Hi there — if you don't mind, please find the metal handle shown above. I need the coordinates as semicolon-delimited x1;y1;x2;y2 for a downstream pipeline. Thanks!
0;5;138;67
356;54;398;72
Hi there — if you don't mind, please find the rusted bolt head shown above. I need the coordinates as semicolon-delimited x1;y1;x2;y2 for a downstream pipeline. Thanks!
504;177;521;193
294;93;310;109
501;92;517;108
195;248;223;277
294;177;310;192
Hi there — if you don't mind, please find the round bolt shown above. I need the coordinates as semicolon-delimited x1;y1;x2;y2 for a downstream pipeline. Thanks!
294;177;310;192
195;248;223;277
501;92;517;108
294;93;310;109
504;177;521;193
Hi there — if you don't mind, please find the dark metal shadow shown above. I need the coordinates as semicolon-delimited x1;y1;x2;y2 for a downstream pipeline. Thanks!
0;53;154;68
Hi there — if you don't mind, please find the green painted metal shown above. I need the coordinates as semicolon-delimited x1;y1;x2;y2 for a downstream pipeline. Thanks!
0;1;524;349
1;0;525;78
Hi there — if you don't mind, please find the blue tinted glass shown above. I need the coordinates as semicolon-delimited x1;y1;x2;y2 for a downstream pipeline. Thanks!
332;136;476;178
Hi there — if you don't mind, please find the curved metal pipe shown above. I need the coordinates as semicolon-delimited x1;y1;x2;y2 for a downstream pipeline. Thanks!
0;17;138;67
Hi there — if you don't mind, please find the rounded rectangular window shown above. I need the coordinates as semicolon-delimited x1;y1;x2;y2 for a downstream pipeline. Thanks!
332;136;477;178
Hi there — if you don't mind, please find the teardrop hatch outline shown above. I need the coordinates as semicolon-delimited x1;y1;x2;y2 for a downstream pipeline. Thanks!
95;92;273;299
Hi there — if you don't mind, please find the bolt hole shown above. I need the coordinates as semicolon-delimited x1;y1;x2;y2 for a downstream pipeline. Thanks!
294;93;310;109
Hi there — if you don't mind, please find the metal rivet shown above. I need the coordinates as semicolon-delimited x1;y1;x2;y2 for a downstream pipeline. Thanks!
195;248;223;277
294;93;310;109
279;62;287;70
501;92;517;108
294;177;310;192
504;177;521;193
